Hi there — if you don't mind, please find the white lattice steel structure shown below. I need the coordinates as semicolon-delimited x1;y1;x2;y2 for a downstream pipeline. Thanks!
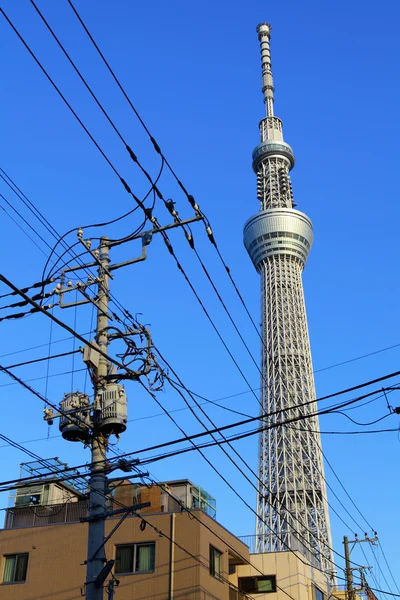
243;23;334;573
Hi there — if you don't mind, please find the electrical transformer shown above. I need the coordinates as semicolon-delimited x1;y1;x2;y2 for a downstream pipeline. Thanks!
99;384;127;435
59;392;91;442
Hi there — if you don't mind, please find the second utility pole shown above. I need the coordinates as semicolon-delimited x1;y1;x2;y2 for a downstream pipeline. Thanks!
343;536;354;600
86;236;110;600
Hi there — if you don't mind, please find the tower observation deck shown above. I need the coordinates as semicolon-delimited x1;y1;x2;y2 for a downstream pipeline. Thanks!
244;23;334;573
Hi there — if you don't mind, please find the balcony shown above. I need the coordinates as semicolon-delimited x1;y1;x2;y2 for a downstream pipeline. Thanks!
4;501;89;529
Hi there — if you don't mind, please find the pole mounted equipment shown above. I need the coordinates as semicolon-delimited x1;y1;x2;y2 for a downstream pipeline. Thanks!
40;215;202;600
244;23;334;573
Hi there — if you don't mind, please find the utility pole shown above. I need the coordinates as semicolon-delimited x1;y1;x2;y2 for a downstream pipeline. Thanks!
86;236;110;600
344;536;354;600
343;533;378;600
41;216;203;599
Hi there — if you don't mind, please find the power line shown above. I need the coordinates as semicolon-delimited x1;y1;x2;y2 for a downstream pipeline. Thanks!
6;5;400;445
0;273;398;574
6;1;267;411
0;191;55;253
0;202;49;258
0;365;95;441
4;376;380;572
0;429;293;600
360;543;392;600
64;0;266;353
0;426;323;594
66;0;400;429
380;546;400;595
0;274;398;453
156;348;345;566
2;271;399;430
319;438;400;595
3;349;81;370
0;367;86;389
0;383;390;489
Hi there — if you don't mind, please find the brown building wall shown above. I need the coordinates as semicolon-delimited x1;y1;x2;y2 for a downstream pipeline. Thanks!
0;510;249;600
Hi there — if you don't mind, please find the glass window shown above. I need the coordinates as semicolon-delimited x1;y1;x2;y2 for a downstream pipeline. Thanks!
209;545;223;580
135;543;155;573
238;575;276;594
314;586;325;600
115;543;155;575
15;486;42;506
115;545;134;574
3;554;29;583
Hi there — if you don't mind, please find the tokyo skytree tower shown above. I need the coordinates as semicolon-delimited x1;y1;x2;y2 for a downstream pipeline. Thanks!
243;23;334;572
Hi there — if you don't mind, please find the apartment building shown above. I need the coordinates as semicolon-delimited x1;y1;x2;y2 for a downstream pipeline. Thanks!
0;461;332;600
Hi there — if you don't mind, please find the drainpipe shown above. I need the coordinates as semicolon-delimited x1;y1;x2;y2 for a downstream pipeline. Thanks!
168;513;175;600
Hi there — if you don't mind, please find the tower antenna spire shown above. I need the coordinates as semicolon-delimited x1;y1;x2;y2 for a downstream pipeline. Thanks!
257;22;274;117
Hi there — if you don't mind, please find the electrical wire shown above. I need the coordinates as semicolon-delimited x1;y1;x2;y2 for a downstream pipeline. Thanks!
0;365;376;573
3;270;400;428
360;543;392;600
155;348;343;566
1;276;398;575
0;365;93;439
0;422;312;600
0;192;56;253
29;0;165;228
0;433;294;600
0;202;50;258
329;411;393;427
3;349;81;370
3;7;400;584
317;438;400;595
0;275;399;452
6;6;400;455
1;5;267;413
61;0;293;366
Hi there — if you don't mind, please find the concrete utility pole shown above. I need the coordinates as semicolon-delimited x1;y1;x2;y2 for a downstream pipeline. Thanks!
86;237;110;600
344;536;354;600
343;533;378;600
41;216;203;599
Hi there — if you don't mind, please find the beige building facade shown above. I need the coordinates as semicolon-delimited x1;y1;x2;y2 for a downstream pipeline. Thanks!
0;479;332;600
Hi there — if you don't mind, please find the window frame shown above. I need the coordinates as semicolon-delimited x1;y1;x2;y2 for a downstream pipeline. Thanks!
238;574;277;594
2;553;29;584
209;545;223;581
114;542;155;576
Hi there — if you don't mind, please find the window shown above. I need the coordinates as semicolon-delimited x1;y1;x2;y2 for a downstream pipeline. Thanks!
238;575;276;594
115;543;155;575
209;545;223;580
314;586;325;600
3;554;29;584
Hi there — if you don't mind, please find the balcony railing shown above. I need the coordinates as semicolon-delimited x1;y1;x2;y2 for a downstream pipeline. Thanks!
4;501;89;529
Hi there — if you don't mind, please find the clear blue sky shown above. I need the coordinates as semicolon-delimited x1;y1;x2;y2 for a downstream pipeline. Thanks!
1;0;400;592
